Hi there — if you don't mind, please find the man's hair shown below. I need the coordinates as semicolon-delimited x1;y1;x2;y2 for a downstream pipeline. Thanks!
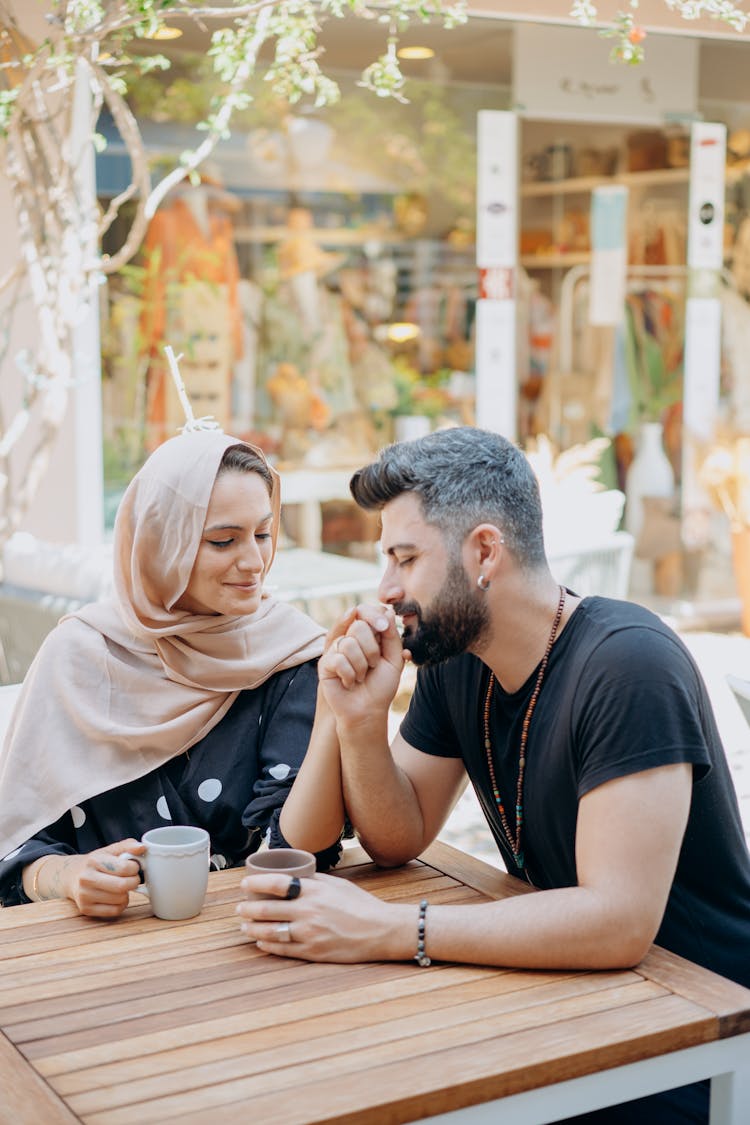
217;444;274;498
350;426;546;568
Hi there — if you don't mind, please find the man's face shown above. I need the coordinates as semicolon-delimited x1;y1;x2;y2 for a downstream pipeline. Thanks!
378;494;491;665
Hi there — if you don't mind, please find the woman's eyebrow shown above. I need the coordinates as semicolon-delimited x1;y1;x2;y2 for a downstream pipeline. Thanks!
204;510;273;533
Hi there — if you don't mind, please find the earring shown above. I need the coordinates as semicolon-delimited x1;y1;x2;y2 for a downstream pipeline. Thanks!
477;575;490;591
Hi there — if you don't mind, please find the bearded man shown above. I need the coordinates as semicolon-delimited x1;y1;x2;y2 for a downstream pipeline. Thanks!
241;426;750;1124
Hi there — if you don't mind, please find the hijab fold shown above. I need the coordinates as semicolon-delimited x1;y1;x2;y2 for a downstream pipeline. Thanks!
0;431;325;860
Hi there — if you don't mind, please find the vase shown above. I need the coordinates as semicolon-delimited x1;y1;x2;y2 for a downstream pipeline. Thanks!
731;527;750;637
624;421;675;542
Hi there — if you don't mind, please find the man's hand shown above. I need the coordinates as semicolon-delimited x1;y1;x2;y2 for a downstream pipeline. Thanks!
319;604;406;727
236;869;414;963
61;839;145;918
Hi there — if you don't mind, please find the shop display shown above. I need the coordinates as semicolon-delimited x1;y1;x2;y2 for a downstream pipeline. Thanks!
137;178;244;447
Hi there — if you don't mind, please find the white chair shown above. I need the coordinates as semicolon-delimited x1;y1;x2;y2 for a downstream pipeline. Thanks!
726;674;750;728
548;530;635;600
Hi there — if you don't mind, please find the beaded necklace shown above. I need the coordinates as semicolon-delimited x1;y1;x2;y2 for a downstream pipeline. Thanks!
482;585;566;872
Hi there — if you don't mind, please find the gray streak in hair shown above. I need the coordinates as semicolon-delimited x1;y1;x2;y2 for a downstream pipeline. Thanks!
350;427;546;569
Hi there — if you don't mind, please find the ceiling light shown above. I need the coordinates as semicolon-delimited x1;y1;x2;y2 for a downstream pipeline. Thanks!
145;25;183;41
397;46;435;61
386;322;421;344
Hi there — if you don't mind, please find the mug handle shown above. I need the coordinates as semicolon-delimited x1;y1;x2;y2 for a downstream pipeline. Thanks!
120;850;149;897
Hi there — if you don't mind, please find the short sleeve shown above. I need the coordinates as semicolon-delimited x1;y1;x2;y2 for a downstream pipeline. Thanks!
399;664;464;758
573;626;712;798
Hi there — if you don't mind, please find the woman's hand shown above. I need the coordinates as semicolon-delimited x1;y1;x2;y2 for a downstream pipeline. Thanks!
50;839;145;917
319;604;406;728
236;869;415;964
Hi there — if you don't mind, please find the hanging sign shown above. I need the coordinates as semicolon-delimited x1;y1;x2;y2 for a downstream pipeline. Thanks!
514;23;697;124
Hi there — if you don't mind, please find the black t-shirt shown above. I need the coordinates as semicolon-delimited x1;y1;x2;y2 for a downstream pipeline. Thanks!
400;597;750;988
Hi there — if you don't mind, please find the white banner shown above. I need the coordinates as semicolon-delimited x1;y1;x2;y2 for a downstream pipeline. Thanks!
475;299;517;439
514;23;698;124
476;110;518;270
589;186;628;327
688;122;727;272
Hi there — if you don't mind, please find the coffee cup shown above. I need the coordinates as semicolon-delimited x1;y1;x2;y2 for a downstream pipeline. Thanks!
244;847;316;901
123;826;210;920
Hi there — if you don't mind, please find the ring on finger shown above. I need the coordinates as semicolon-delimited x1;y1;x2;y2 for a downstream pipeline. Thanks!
284;876;302;901
334;637;344;654
275;921;293;943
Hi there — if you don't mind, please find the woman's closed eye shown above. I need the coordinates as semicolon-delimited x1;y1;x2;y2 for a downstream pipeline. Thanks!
208;538;234;549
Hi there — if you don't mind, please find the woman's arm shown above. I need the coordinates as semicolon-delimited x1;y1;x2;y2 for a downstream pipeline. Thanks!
244;660;344;867
279;685;346;854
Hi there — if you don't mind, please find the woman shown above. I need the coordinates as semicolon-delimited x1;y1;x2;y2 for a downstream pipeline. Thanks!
0;429;336;915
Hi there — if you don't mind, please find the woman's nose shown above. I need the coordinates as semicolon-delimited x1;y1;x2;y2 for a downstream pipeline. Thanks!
237;543;264;572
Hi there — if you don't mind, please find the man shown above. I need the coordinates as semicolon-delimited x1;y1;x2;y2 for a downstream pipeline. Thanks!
241;427;750;1123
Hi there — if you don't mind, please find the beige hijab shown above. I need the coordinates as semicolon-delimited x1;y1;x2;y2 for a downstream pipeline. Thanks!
0;431;325;860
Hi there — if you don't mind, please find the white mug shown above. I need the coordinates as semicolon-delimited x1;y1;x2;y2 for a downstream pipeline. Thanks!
124;826;210;920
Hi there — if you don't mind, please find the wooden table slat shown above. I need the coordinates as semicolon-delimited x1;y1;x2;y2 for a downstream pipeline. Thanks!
1;840;747;1125
33;965;500;1078
75;992;712;1125
50;970;637;1098
0;1031;78;1125
64;978;667;1116
639;946;750;1035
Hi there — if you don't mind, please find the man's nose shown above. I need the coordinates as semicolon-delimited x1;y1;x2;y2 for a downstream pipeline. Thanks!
378;566;403;605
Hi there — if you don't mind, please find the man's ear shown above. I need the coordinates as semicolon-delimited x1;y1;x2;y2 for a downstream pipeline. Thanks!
465;523;505;580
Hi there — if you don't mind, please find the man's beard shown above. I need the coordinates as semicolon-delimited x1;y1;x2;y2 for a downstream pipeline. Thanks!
396;557;491;666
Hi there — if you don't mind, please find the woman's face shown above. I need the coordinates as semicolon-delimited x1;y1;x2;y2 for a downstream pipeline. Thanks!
176;469;274;617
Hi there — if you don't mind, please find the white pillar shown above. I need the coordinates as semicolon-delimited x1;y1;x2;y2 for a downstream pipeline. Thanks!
475;110;518;439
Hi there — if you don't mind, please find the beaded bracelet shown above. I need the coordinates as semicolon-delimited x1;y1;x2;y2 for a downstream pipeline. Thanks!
414;898;431;967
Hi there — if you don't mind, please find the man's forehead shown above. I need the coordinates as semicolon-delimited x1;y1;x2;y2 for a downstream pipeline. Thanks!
380;493;435;549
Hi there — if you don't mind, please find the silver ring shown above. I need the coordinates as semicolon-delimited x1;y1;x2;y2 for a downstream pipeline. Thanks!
275;921;292;943
334;637;344;653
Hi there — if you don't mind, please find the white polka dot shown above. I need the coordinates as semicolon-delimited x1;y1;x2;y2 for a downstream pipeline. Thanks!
198;778;222;802
2;846;23;862
268;763;291;780
156;796;172;820
71;805;86;829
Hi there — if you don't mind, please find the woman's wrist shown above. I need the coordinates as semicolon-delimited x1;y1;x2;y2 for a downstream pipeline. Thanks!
24;854;79;902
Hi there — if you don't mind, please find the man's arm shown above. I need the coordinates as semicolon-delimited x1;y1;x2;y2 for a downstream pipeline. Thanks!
317;605;466;866
422;761;692;968
240;761;692;969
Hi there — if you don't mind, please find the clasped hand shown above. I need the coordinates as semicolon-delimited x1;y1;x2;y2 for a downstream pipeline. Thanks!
318;604;407;722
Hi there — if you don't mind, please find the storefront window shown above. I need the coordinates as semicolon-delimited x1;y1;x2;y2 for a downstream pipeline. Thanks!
96;17;750;607
98;20;511;534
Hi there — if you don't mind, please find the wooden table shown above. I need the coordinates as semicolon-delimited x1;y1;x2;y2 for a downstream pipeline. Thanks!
1;841;748;1125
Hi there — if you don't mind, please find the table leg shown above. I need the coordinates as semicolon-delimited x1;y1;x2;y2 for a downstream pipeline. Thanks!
710;1060;750;1125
